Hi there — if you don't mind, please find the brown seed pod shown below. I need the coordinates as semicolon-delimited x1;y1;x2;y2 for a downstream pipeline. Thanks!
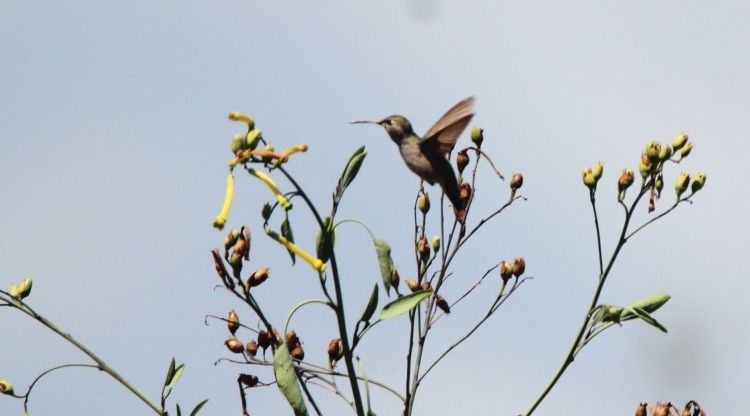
513;257;526;277
456;149;470;174
286;331;300;350
227;310;240;335
257;330;271;351
238;374;258;388
290;344;305;361
247;267;270;287
225;337;244;354
510;173;523;190
435;295;451;314
246;340;258;357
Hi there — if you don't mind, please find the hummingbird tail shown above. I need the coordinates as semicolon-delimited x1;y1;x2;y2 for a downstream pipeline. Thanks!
441;177;464;213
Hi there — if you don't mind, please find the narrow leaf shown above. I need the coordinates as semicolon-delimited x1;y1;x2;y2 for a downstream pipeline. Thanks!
629;306;668;333
380;289;432;321
337;146;367;198
167;364;185;389
315;217;335;264
164;358;176;387
274;342;309;416
373;239;394;295
176;403;181;416
190;399;209;416
621;294;671;321
359;283;379;324
282;218;296;264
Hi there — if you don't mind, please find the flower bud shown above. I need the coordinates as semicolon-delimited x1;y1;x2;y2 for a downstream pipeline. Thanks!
499;261;514;282
655;173;664;198
691;172;706;193
418;193;430;214
227;310;240;335
0;379;13;395
592;162;604;181
231;133;246;154
646;141;661;161
246;129;262;150
239;374;259;387
510;173;523;190
513;257;526;277
638;153;652;179
257;330;271;351
9;278;32;300
405;278;420;292
582;167;596;189
246;340;259;357
456;149;470;174
675;172;690;198
672;132;688;150
470;126;484;147
417;237;430;262
659;145;673;161
435;295;451;314
431;236;441;252
618;169;635;201
421;281;432;291
225;337;245;354
680;143;694;158
224;230;240;251
247;268;270;288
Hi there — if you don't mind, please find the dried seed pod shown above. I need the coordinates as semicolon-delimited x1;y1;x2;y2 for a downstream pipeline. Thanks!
459;182;472;206
513;258;526;277
391;268;400;289
417;236;430;262
635;403;647;416
246;340;258;357
456;149;470;174
225;337;245;354
510;173;523;190
421;281;432;291
435;295;450;314
405;278;420;292
291;344;305;361
257;330;271;351
238;374;259;387
227;310;240;335
499;261;514;282
247;267;270;288
286;331;300;350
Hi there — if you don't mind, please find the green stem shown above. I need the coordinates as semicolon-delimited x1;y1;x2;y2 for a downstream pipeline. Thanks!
9;299;164;415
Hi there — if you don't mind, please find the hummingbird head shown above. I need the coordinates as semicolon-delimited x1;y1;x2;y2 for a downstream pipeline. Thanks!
352;115;414;144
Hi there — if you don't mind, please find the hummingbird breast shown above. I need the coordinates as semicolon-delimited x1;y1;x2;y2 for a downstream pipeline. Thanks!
398;139;440;184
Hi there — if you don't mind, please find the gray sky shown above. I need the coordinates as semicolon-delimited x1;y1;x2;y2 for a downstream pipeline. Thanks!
1;1;747;415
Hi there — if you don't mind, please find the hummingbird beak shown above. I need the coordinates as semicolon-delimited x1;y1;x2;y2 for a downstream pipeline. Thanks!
350;120;380;125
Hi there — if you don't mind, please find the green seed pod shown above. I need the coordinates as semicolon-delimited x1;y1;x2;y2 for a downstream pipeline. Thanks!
680;143;694;158
691;172;706;193
675;172;690;198
672;132;688;150
231;133;246;154
246;129;262;150
470;126;484;147
0;379;14;395
431;236;441;252
418;193;430;214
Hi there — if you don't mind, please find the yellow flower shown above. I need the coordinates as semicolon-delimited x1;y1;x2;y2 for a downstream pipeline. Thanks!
213;173;235;230
248;169;292;210
267;230;325;272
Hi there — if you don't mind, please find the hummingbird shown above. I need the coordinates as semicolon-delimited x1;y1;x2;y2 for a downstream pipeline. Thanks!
352;96;475;213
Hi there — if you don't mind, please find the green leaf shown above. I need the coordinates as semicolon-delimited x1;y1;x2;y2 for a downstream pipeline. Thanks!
168;364;185;389
374;239;395;295
359;283;379;324
190;399;209;416
625;306;668;333
176;404;181;416
164;358;176;387
282;218;296;264
274;342;309;416
316;216;335;263
380;289;432;321
620;294;671;321
336;146;367;199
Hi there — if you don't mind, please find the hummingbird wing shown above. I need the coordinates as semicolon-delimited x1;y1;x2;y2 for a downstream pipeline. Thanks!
421;96;475;156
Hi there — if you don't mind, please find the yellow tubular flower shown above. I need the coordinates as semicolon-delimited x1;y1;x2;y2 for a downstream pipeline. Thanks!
248;169;292;210
279;144;309;163
227;112;255;129
213;173;235;230
267;230;325;272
